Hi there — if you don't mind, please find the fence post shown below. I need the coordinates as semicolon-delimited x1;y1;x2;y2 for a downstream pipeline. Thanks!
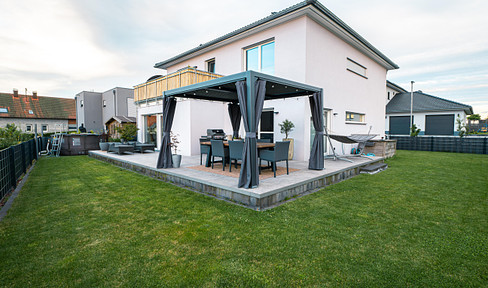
484;137;487;155
9;147;17;189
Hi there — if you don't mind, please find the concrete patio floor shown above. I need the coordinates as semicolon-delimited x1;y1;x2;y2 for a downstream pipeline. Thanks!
89;150;385;210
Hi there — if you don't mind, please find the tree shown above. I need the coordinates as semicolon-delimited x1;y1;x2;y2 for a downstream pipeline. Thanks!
279;119;295;139
456;116;467;138
468;114;481;121
410;124;421;137
0;124;34;150
115;124;138;142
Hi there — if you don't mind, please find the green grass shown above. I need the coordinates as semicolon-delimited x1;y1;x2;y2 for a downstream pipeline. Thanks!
0;151;486;287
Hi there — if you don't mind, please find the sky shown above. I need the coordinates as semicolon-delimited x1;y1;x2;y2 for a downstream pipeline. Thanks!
1;0;487;118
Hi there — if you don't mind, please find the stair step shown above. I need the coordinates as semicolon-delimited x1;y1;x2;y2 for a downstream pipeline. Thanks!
360;162;387;174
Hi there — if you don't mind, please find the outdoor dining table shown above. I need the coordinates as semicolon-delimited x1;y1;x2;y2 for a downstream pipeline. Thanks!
201;141;275;168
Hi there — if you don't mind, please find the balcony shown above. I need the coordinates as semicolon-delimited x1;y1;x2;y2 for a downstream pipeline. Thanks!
134;67;223;102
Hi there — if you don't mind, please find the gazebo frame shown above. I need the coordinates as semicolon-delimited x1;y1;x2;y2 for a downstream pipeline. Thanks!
156;70;324;189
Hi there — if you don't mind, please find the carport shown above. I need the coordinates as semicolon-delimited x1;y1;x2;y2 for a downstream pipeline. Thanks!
156;70;324;188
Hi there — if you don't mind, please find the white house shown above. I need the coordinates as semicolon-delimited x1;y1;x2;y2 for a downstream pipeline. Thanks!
386;88;473;136
135;0;399;160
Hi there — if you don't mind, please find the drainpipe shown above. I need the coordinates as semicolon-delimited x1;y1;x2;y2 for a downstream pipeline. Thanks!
113;89;117;116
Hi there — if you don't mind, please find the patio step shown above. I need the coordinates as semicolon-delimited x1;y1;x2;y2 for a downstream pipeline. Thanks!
359;162;388;174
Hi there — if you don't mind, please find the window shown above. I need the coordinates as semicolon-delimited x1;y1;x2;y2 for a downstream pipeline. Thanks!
42;124;48;132
346;58;367;78
245;41;275;75
80;100;84;107
28;110;34;115
0;107;8;113
26;125;32;132
206;58;215;73
103;100;107;107
346;112;365;123
387;92;390;100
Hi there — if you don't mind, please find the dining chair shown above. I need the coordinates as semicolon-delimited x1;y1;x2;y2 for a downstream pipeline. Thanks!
228;140;244;172
210;140;229;171
259;141;290;177
199;138;210;165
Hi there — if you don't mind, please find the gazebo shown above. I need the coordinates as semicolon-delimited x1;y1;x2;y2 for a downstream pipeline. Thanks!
156;70;324;189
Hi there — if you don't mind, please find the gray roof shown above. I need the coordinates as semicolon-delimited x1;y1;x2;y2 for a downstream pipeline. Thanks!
154;0;398;70
106;116;136;125
386;91;473;114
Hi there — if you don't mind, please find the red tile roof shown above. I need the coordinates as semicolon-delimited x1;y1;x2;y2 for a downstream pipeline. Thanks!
0;93;76;120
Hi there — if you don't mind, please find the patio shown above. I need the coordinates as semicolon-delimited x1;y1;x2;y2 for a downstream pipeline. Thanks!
89;150;385;210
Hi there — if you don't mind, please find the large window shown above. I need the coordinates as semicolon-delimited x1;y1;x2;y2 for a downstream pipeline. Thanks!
246;41;275;75
346;112;365;123
145;115;157;145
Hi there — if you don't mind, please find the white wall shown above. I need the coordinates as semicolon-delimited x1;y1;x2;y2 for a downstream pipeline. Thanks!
0;118;69;134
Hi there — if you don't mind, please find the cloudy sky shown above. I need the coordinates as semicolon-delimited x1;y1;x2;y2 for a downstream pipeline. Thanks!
1;0;487;117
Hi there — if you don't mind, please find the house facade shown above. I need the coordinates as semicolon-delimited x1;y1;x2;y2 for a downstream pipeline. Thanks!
75;87;135;134
0;89;76;133
135;0;398;160
386;89;473;136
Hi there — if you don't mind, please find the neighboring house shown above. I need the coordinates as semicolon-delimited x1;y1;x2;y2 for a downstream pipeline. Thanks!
0;89;76;133
75;87;135;133
135;0;399;160
386;89;473;136
105;116;136;139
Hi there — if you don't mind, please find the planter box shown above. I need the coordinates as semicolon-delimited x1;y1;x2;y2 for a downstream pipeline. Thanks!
362;140;396;158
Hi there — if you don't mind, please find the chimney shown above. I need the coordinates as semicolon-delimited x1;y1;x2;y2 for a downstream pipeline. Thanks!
13;88;19;98
32;91;38;100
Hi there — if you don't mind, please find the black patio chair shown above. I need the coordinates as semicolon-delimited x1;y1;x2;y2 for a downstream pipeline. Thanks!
211;140;229;171
259;141;290;177
228;140;244;172
199;138;210;165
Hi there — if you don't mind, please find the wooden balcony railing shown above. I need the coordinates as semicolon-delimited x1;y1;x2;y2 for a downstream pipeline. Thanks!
134;67;223;102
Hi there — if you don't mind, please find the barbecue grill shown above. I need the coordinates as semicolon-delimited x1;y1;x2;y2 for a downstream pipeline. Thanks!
204;129;226;140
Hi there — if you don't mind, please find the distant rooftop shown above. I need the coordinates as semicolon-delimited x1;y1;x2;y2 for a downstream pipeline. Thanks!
387;91;473;115
0;92;75;120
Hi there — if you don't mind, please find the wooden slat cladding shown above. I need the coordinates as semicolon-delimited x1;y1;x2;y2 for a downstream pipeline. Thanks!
134;68;223;102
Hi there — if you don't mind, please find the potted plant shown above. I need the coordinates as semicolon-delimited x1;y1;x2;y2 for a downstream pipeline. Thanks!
170;131;182;168
99;139;110;151
279;119;295;160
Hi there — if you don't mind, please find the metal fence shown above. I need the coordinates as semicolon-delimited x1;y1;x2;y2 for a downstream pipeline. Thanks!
389;135;488;154
0;138;38;202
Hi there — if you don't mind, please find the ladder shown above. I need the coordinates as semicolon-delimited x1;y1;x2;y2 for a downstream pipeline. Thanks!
50;124;65;157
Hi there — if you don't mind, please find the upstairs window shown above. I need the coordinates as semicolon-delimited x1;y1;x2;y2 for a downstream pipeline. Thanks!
245;41;275;75
80;100;84;107
206;58;215;73
347;58;367;79
103;100;107;107
346;111;365;123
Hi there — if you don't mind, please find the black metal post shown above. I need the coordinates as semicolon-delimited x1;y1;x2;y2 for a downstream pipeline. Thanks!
20;143;26;174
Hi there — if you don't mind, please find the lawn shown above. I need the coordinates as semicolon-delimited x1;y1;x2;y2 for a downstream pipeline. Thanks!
0;151;486;287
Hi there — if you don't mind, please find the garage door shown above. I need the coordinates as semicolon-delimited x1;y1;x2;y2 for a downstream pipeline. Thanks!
425;114;454;135
389;116;411;135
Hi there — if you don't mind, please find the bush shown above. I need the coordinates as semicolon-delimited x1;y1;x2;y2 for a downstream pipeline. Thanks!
0;124;34;150
115;124;138;142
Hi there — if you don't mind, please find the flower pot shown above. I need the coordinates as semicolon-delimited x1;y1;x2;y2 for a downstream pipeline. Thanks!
99;142;109;151
172;154;182;168
283;138;294;160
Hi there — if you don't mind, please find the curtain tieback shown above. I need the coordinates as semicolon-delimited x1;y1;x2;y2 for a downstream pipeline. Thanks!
246;132;257;138
316;131;324;135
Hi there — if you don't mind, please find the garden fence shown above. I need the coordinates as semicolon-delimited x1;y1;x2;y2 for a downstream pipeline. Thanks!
389;135;488;154
0;138;39;202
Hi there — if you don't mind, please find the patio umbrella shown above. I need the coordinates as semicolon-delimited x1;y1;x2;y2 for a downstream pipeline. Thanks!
228;102;241;139
157;96;177;169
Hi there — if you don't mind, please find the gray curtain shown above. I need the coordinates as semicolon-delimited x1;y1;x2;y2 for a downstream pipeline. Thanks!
235;79;266;188
157;96;177;169
228;102;241;139
308;91;324;170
